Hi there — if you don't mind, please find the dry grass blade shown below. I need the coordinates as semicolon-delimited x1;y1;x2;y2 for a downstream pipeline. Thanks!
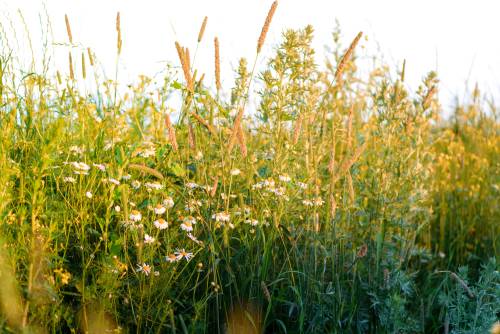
335;31;363;82
257;1;278;53
197;16;208;43
128;164;164;180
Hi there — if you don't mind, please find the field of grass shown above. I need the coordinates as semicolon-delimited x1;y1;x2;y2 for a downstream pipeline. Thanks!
0;2;499;333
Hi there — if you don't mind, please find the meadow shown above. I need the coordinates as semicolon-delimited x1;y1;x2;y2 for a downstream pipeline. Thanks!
0;2;499;333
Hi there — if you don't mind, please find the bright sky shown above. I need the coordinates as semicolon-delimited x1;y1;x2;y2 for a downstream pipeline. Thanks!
2;0;500;110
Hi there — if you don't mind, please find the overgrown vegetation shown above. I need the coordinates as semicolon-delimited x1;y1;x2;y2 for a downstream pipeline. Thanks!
0;2;498;333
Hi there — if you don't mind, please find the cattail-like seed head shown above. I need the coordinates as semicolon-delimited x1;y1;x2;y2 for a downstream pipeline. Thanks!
347;171;355;203
228;108;244;153
236;124;247;157
292;113;303;144
165;113;178;151
422;86;437;110
81;52;86;79
346;106;354;150
450;272;475;299
261;281;271;303
68;52;74;81
188;123;196;149
197;16;208;43
210;177;218;197
329;193;337;218
64;14;73;44
116;12;122;54
175;42;194;92
128;164;164;180
257;1;278;53
214;37;221;91
335;31;363;82
87;48;95;67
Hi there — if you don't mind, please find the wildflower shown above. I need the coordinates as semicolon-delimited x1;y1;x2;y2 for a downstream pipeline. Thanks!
144;234;155;244
185;199;202;212
131;180;141;189
163;197;174;209
85;191;93;199
297;182;308;190
154;218;169;230
140;147;156;158
175;249;193;261
104;178;120;186
63;176;76;183
93;163;106;171
187;233;202;245
153;204;166;215
72;161;90;175
245;219;259;226
129;210;142;222
115;205;121;212
180;221;194;232
165;253;179;263
279;174;291;182
180;216;196;232
185;182;199;190
195;151;203;160
270;186;286;197
154;271;160;277
230;169;241;176
212;212;230;223
69;145;84;155
136;263;151;276
302;199;313;207
54;268;71;285
312;197;325;206
122;174;131;180
145;182;163;190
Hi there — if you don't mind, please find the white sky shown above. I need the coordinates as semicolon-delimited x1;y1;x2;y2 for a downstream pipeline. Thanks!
2;0;500;111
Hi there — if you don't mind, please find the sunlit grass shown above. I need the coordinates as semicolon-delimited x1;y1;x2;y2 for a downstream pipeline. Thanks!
0;3;498;333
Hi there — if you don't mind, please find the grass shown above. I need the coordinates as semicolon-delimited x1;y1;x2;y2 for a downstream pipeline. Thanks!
0;3;499;333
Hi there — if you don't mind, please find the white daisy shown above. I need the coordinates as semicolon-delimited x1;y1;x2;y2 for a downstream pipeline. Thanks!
144;234;155;244
175;249;193;261
153;219;169;230
153;204;166;215
129;210;142;222
163;197;174;209
136;263;151;276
